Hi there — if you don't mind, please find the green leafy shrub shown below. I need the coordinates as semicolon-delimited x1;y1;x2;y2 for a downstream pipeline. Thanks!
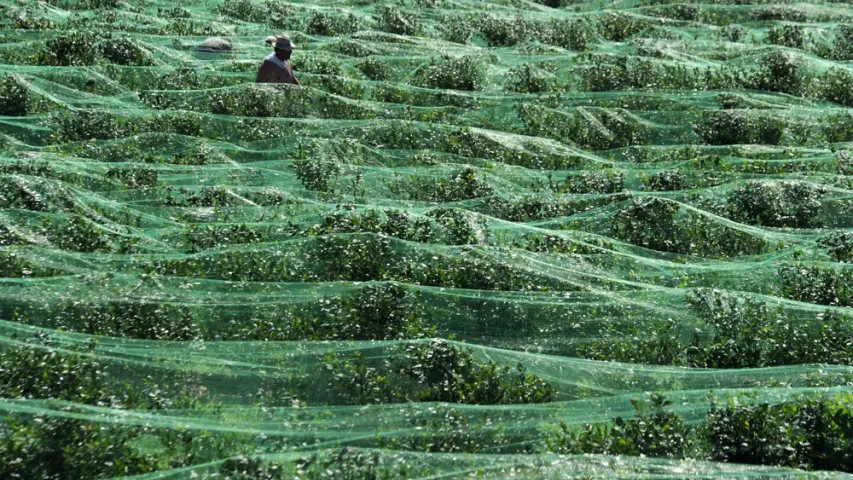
329;39;374;58
0;417;156;480
294;449;411;479
217;0;296;26
172;148;212;166
291;55;341;75
100;35;155;66
206;85;292;117
214;282;429;341
374;5;418;35
833;24;853;60
718;24;747;43
505;64;556;93
648;3;701;22
181;223;271;252
157;6;191;18
767;24;806;49
763;308;853;367
751;6;807;22
0;74;28;116
306;11;359;36
0;176;66;212
580;288;853;368
808;67;853;107
442;129;571;171
149;232;560;291
0;223;23;246
106;166;158;188
0;161;54;177
598;11;650;42
318;207;486;245
536;18;589;51
388;167;494;202
611;197;768;258
644;170;684;191
779;263;853;307
411;55;482;91
819;112;853;143
546;392;853;472
323;338;551;406
560;169;623;194
217;0;264;21
148;65;203;90
293;158;343;192
516;232;611;255
577;62;628;92
687;289;782;368
149;111;205;137
318;208;435;243
52;301;200;340
616;57;720;91
727;180;825;228
218;457;284;480
314;234;392;282
164;186;240;208
749;51;807;95
341;283;428;340
38;31;100;66
412;249;571;291
486;192;629;222
696;111;786;146
479;15;526;47
577;318;684;366
1;5;56;29
376;405;512;453
46;0;121;9
356;57;391;80
41;215;111;253
535;0;561;7
425;207;488;245
309;75;365;100
547;394;686;458
0;250;64;278
705;393;853;471
0;340;111;404
49;109;129;142
440;15;472;44
398;340;555;404
519;104;649;150
818;231;853;262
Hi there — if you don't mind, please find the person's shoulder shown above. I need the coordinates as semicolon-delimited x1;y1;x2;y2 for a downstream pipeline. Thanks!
256;60;276;82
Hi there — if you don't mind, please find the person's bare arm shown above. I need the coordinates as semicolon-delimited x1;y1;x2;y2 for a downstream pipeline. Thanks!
287;63;300;85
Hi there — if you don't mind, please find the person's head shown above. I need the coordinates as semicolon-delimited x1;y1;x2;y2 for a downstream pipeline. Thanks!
273;35;294;61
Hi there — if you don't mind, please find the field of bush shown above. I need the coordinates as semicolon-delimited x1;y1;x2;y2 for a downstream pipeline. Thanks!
2;0;853;478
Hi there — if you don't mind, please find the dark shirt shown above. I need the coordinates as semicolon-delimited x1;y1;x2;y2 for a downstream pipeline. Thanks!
256;58;299;85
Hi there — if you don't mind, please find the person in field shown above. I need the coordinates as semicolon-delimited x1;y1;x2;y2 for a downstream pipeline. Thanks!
256;35;300;85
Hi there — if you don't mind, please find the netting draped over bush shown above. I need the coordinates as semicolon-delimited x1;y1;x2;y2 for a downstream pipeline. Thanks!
2;0;853;478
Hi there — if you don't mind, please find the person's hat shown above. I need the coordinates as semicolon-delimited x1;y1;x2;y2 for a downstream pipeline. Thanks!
274;35;295;51
264;36;276;46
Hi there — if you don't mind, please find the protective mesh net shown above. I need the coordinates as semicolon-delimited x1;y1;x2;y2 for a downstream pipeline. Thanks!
2;0;853;478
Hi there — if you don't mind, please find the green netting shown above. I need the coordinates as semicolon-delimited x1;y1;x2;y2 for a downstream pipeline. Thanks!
3;0;853;478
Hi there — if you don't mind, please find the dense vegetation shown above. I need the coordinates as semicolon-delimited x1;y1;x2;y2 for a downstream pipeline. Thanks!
2;0;853;477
